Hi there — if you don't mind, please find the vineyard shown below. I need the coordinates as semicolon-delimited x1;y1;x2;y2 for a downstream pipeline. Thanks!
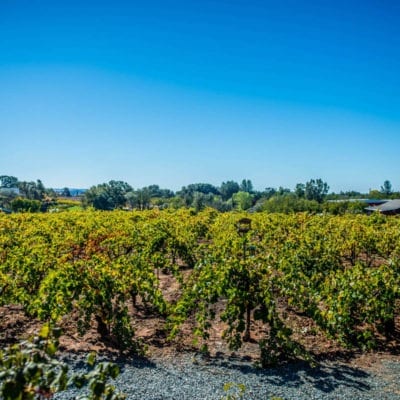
1;209;399;366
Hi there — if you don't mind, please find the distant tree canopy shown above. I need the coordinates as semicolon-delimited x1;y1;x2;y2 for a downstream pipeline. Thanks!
0;176;53;201
262;187;277;199
179;183;220;196
191;192;215;212
84;182;175;211
326;190;363;200
294;178;329;203
232;191;253;210
219;180;240;201
367;186;400;200
176;180;253;210
0;175;18;188
125;188;151;210
4;173;400;215
143;184;174;199
83;180;132;210
240;179;253;193
295;183;305;198
10;198;41;213
322;200;365;215
262;194;320;214
61;187;71;197
381;180;393;195
18;180;46;200
177;183;219;207
0;176;53;209
305;179;329;203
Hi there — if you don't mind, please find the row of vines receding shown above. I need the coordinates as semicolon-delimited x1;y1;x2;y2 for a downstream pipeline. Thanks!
1;209;399;365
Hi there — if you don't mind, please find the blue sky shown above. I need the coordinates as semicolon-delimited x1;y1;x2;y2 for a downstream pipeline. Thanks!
1;0;399;192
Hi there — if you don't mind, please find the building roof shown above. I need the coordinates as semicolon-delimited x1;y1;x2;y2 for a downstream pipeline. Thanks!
328;199;387;205
365;199;400;213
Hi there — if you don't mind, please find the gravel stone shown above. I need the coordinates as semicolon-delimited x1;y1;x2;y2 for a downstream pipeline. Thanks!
55;353;400;400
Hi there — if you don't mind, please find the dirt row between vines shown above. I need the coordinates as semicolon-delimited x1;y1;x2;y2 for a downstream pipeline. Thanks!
1;269;399;373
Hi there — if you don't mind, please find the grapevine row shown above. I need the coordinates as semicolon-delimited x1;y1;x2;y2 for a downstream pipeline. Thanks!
1;209;399;364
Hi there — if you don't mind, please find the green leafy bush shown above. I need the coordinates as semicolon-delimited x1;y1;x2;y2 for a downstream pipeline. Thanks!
0;324;125;400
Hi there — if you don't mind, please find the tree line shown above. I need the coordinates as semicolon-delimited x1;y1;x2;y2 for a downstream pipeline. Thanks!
1;174;399;214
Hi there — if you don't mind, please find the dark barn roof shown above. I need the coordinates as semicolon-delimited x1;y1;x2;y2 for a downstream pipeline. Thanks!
365;199;400;215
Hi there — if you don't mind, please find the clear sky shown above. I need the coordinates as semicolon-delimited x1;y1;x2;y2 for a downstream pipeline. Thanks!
1;0;399;193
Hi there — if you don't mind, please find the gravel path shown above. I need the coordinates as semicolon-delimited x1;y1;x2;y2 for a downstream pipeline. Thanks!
56;353;400;400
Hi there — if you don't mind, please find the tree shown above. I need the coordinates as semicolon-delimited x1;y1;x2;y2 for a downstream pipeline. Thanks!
380;180;393;196
11;197;41;212
232;191;253;210
0;188;18;209
277;186;291;196
262;187;277;199
177;183;219;207
192;192;207;212
322;200;365;215
295;183;305;198
369;189;386;200
262;194;321;213
17;180;46;200
219;181;240;201
87;187;114;210
0;176;19;208
61;187;71;197
143;184;174;199
0;175;18;188
83;181;132;210
36;179;46;197
136;188;151;210
211;196;233;212
304;179;329;203
0;326;125;399
240;179;253;193
180;183;219;195
108;180;132;206
168;196;185;209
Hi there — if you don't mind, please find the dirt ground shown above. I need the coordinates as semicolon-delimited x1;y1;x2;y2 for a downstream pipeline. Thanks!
1;269;399;371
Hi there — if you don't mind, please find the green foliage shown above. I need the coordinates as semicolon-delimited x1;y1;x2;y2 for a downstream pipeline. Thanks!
221;382;285;400
60;187;71;197
219;181;240;201
368;189;386;200
240;179;253;193
177;183;222;209
317;261;399;346
232;191;253;210
0;175;19;188
221;382;246;400
1;210;399;367
73;354;124;400
304;178;329;203
261;195;320;213
125;188;157;210
381;180;393;195
322;200;365;215
0;324;125;400
293;179;329;203
11;198;41;213
83;181;132;210
17;180;46;201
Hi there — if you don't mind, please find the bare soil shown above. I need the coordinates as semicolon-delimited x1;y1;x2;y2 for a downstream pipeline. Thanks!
1;269;399;372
